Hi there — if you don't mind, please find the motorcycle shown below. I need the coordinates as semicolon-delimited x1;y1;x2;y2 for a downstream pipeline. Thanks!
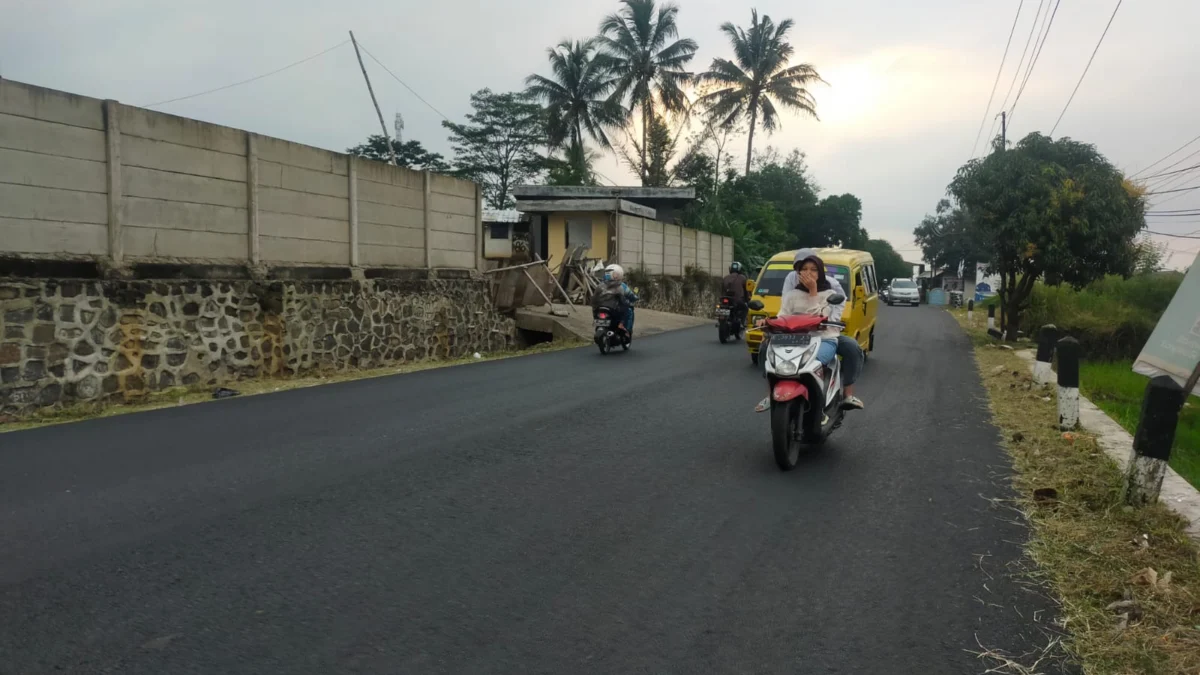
749;294;848;471
715;296;745;343
593;304;631;354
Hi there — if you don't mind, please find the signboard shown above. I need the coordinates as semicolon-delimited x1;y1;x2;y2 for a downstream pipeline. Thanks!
1133;253;1200;397
974;262;1000;302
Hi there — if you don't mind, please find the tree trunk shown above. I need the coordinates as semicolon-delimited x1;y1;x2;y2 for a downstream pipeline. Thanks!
641;102;650;185
745;110;757;175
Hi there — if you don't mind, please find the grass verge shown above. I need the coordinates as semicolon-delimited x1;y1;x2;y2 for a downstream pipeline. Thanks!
1;338;584;434
954;309;1200;675
1079;360;1200;490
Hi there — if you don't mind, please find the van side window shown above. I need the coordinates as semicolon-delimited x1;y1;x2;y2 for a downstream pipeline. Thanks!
855;270;864;292
865;265;878;295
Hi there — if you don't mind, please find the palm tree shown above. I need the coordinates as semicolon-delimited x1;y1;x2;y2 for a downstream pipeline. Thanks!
697;10;824;174
525;39;624;151
595;0;697;183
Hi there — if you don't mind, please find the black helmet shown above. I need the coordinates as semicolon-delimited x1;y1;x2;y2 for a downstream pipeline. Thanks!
729;261;743;274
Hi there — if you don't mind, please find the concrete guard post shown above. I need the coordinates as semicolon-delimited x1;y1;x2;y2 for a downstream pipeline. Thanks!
967;299;974;323
1057;336;1081;430
987;304;996;331
1034;324;1058;385
1124;376;1186;507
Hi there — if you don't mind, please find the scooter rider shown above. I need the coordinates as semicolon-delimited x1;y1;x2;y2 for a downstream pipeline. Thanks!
782;249;865;411
595;264;638;338
721;261;750;331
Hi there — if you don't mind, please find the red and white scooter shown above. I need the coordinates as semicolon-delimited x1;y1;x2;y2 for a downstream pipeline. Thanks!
749;294;848;471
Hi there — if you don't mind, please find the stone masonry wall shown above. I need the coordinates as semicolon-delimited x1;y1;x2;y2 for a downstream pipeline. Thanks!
0;276;514;415
627;272;723;320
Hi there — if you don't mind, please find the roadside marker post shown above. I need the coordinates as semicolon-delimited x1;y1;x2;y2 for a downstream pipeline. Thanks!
1034;324;1058;385
967;299;974;323
1123;376;1186;507
987;305;995;331
1056;337;1080;430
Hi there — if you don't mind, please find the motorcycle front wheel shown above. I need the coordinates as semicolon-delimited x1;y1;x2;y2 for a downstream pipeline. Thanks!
770;400;802;471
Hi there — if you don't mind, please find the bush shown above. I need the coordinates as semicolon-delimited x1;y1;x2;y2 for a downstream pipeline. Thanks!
1006;273;1183;360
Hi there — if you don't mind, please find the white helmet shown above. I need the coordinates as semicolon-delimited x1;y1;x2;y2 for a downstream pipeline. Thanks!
604;263;625;282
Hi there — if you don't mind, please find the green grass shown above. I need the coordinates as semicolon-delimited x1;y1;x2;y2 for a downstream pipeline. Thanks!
1080;360;1200;489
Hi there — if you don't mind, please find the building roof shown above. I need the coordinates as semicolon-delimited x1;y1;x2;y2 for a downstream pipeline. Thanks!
482;209;527;223
512;185;695;205
514;198;656;219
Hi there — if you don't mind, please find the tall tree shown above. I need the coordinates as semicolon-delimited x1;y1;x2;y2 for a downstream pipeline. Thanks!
545;142;600;186
810;194;868;249
596;0;697;184
346;136;450;173
525;39;624;151
863;239;912;282
697;10;823;174
442;89;546;209
949;132;1146;340
912;199;989;272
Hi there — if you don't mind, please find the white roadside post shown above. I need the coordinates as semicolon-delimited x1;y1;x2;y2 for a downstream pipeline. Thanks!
967;299;974;323
987;304;996;331
1123;376;1187;506
1057;336;1080;430
1034;324;1058;386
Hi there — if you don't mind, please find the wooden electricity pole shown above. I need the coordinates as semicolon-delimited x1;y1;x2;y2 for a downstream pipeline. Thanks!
349;31;397;166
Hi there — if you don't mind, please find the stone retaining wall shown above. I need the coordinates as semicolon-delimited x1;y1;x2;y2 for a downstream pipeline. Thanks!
0;275;514;415
631;273;722;320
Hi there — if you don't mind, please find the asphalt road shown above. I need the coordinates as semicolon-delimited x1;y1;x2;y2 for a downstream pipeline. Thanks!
0;306;1065;674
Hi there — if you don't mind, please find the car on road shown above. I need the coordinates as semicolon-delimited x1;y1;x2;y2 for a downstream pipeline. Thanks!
886;278;920;306
744;248;880;366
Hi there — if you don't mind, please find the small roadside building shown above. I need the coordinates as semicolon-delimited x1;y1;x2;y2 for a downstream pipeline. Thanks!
511;186;720;272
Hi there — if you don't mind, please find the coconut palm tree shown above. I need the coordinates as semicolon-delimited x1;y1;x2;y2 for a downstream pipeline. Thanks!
697;10;823;174
525;39;624;151
595;0;697;182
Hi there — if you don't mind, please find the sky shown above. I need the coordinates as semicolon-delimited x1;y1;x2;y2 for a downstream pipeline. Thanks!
5;0;1199;270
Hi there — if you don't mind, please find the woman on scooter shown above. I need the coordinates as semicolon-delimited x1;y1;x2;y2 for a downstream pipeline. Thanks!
778;252;842;368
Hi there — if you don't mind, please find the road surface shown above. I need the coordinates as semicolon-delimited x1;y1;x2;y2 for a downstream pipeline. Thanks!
0;306;1064;674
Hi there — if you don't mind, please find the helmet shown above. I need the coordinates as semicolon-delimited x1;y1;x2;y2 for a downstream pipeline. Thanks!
604;263;625;282
729;261;743;274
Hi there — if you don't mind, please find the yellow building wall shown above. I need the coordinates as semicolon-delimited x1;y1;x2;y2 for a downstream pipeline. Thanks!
546;212;611;269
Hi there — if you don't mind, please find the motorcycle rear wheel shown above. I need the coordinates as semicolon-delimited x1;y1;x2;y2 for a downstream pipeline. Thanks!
718;321;730;343
771;400;802;471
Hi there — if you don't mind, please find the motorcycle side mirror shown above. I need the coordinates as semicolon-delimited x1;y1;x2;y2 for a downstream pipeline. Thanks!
827;294;846;306
748;299;765;311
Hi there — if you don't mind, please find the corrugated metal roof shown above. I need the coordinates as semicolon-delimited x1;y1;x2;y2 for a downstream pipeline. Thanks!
482;209;527;223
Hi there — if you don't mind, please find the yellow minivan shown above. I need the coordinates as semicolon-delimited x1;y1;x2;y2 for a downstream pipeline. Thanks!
745;248;881;365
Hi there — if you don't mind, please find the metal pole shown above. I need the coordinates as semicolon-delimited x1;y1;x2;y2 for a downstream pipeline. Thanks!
349;31;397;166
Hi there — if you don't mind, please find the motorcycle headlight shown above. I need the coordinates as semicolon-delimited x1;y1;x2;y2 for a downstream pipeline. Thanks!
774;358;799;376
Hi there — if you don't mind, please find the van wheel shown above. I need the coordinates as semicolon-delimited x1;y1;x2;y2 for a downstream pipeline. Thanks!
750;351;759;367
868;329;875;354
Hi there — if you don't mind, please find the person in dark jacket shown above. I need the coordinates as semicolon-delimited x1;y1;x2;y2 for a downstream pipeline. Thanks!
721;261;750;331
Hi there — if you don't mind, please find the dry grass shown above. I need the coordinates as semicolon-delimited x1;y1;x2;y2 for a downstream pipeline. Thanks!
955;309;1200;674
1;339;584;434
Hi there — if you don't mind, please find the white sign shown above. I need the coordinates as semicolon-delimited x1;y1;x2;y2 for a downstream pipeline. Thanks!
1134;253;1200;397
974;263;1000;301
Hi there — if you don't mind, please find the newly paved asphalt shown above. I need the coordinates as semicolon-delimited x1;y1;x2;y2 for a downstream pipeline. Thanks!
0;306;1065;674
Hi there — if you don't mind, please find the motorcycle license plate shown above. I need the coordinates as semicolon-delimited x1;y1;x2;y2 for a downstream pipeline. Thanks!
594;319;608;327
715;308;730;317
771;334;812;347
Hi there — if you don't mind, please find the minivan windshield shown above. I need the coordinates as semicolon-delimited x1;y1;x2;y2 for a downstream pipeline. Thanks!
891;279;916;289
755;263;850;296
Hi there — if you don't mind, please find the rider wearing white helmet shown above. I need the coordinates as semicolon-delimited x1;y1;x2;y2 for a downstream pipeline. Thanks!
597;263;639;338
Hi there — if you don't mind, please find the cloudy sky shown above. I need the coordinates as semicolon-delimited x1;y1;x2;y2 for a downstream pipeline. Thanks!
6;0;1199;269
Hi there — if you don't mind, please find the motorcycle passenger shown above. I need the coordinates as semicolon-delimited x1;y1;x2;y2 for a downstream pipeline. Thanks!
783;249;865;411
721;261;750;331
594;263;638;338
778;253;842;367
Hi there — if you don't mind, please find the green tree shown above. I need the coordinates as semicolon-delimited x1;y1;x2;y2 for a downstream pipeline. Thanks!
442;89;547;209
1131;236;1167;275
545;142;599;186
912;199;989;272
697;10;823;174
809;194;867;249
596;0;697;184
864;239;911;282
949;132;1146;339
345;136;450;173
525;39;624;150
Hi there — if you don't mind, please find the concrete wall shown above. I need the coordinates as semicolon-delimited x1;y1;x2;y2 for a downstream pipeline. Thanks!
0;79;482;272
616;214;730;276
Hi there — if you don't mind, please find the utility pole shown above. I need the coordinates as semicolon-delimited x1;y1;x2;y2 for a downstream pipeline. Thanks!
349;31;397;166
999;111;1007;151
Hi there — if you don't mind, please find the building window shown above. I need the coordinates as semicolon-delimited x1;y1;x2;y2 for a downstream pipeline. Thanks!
489;223;510;240
566;217;592;250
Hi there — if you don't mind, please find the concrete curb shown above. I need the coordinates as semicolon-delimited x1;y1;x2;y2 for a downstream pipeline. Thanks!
1016;350;1200;542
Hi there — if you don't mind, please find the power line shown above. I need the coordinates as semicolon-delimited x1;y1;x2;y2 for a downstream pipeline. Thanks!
353;40;451;122
1147;184;1200;196
995;0;1046;119
140;40;350;108
1146;230;1200;239
1049;0;1124;135
1142;158;1200;182
1009;0;1061;121
1130;133;1200;178
968;0;1025;160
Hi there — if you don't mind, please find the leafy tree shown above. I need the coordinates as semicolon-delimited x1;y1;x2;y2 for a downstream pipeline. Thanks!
864;239;911;282
809;194;867;249
545;142;599;186
697;10;823;174
912;199;989;272
1131;236;1167;275
525;39;624;150
442;89;547;209
596;0;697;184
345;136;450;173
949;132;1146;339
